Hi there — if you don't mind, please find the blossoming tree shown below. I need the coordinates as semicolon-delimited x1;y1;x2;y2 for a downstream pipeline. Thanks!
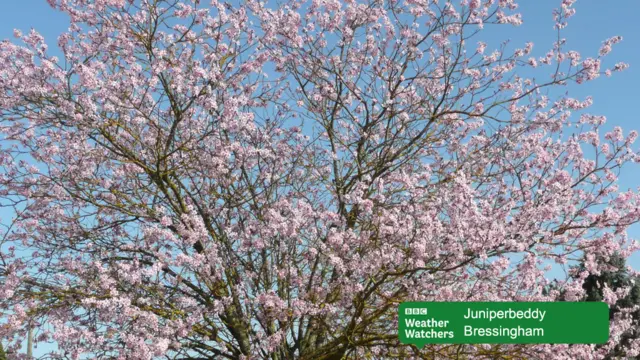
1;0;639;358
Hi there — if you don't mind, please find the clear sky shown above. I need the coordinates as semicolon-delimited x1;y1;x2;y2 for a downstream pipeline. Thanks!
1;0;639;356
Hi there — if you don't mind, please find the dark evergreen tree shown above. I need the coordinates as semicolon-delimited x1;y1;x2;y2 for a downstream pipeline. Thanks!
551;253;640;359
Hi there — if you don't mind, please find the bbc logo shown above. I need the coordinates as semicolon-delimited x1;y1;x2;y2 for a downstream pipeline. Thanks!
405;308;428;315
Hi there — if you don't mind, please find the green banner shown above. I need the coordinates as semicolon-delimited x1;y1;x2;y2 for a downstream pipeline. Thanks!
398;302;609;346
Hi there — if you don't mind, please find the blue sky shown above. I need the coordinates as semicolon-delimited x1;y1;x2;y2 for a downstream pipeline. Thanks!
0;0;639;356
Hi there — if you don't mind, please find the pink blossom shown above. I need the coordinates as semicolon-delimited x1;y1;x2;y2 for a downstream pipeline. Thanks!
0;1;638;359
